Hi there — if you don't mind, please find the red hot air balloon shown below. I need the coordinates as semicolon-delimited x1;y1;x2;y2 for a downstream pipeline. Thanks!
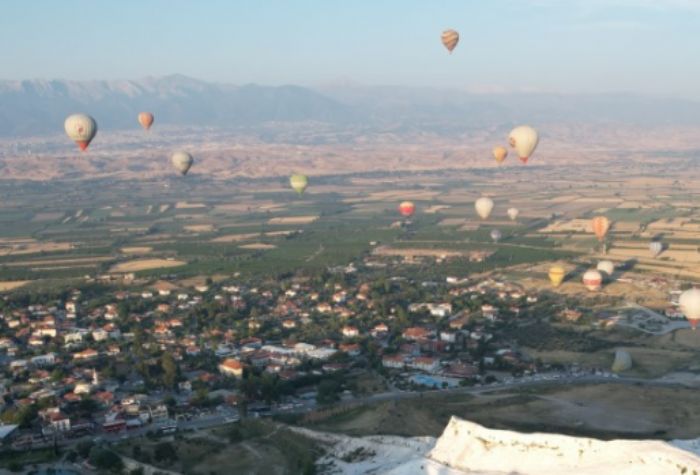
398;201;416;218
138;112;154;130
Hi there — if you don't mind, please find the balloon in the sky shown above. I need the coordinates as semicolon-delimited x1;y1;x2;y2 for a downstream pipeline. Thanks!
490;229;502;243
596;260;615;277
475;197;494;220
582;269;603;291
138;112;154;130
548;266;566;287
289;174;308;195
508;126;539;164
507;208;519;221
493;146;508;165
680;288;700;330
398;201;416;218
649;241;663;258
171;151;194;176
441;29;459;53
64;114;97;151
591;216;611;242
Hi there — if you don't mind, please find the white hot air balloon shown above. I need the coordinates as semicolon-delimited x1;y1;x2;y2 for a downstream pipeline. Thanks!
475;197;494;220
490;229;502;243
171;151;194;176
64;114;97;151
596;260;615;277
582;269;603;291
649;241;663;258
508;125;539;164
680;288;700;330
507;208;519;221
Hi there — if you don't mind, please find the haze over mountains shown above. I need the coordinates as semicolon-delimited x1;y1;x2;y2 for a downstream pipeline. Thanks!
1;75;700;137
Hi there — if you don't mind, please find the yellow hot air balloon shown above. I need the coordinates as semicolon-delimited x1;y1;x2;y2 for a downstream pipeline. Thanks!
508;125;539;164
138;112;154;130
289;174;308;195
441;29;459;53
64;114;97;151
492;146;508;165
548;266;565;287
475;197;494;220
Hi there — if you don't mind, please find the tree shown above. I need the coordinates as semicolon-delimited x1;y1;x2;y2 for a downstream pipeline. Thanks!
316;379;341;405
89;447;124;473
154;442;178;463
161;352;178;389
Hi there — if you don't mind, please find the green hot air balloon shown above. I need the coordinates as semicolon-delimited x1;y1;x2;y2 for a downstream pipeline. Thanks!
290;174;308;195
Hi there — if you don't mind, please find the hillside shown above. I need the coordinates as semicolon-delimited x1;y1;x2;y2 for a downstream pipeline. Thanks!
301;417;700;474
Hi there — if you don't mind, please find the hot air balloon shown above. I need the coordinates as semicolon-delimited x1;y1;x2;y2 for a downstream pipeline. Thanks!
475;197;494;220
649;241;663;258
138;112;154;130
507;208;519;221
596;260;615;277
289;174;308;195
680;288;700;330
64;114;97;151
171;151;194;176
508;126;539;164
548;266;566;287
490;229;502;243
441;29;459;53
493;146;508;165
591;216;611;242
398;201;416;218
582;270;603;291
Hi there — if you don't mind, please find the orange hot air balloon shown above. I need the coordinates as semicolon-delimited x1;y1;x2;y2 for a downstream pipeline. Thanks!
138;112;154;130
492;146;508;165
441;29;459;53
398;201;416;218
591;216;611;242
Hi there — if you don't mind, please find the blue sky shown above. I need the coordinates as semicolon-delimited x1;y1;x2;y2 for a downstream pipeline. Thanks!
1;0;699;97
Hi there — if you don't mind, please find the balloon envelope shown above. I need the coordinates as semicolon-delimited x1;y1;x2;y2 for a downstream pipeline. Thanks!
649;241;663;257
64;114;97;151
596;260;615;277
493;146;508;164
138;112;154;130
398;201;416;217
507;208;519;221
289;174;308;195
508;126;539;164
582;270;603;291
441;29;459;53
680;288;700;329
490;229;502;243
475;197;494;220
171;151;194;176
548;266;565;287
591;216;611;242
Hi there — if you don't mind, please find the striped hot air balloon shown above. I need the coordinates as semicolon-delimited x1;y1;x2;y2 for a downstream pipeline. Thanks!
64;114;97;151
582;270;603;291
441;29;459;53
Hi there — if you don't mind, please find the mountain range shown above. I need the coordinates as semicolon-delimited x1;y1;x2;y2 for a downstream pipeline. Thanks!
1;75;700;137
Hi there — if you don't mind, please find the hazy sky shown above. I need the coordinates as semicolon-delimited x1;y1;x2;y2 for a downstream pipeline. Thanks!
2;0;700;97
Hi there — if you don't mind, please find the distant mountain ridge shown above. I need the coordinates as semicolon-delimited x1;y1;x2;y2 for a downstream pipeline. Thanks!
0;75;354;136
1;74;700;137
